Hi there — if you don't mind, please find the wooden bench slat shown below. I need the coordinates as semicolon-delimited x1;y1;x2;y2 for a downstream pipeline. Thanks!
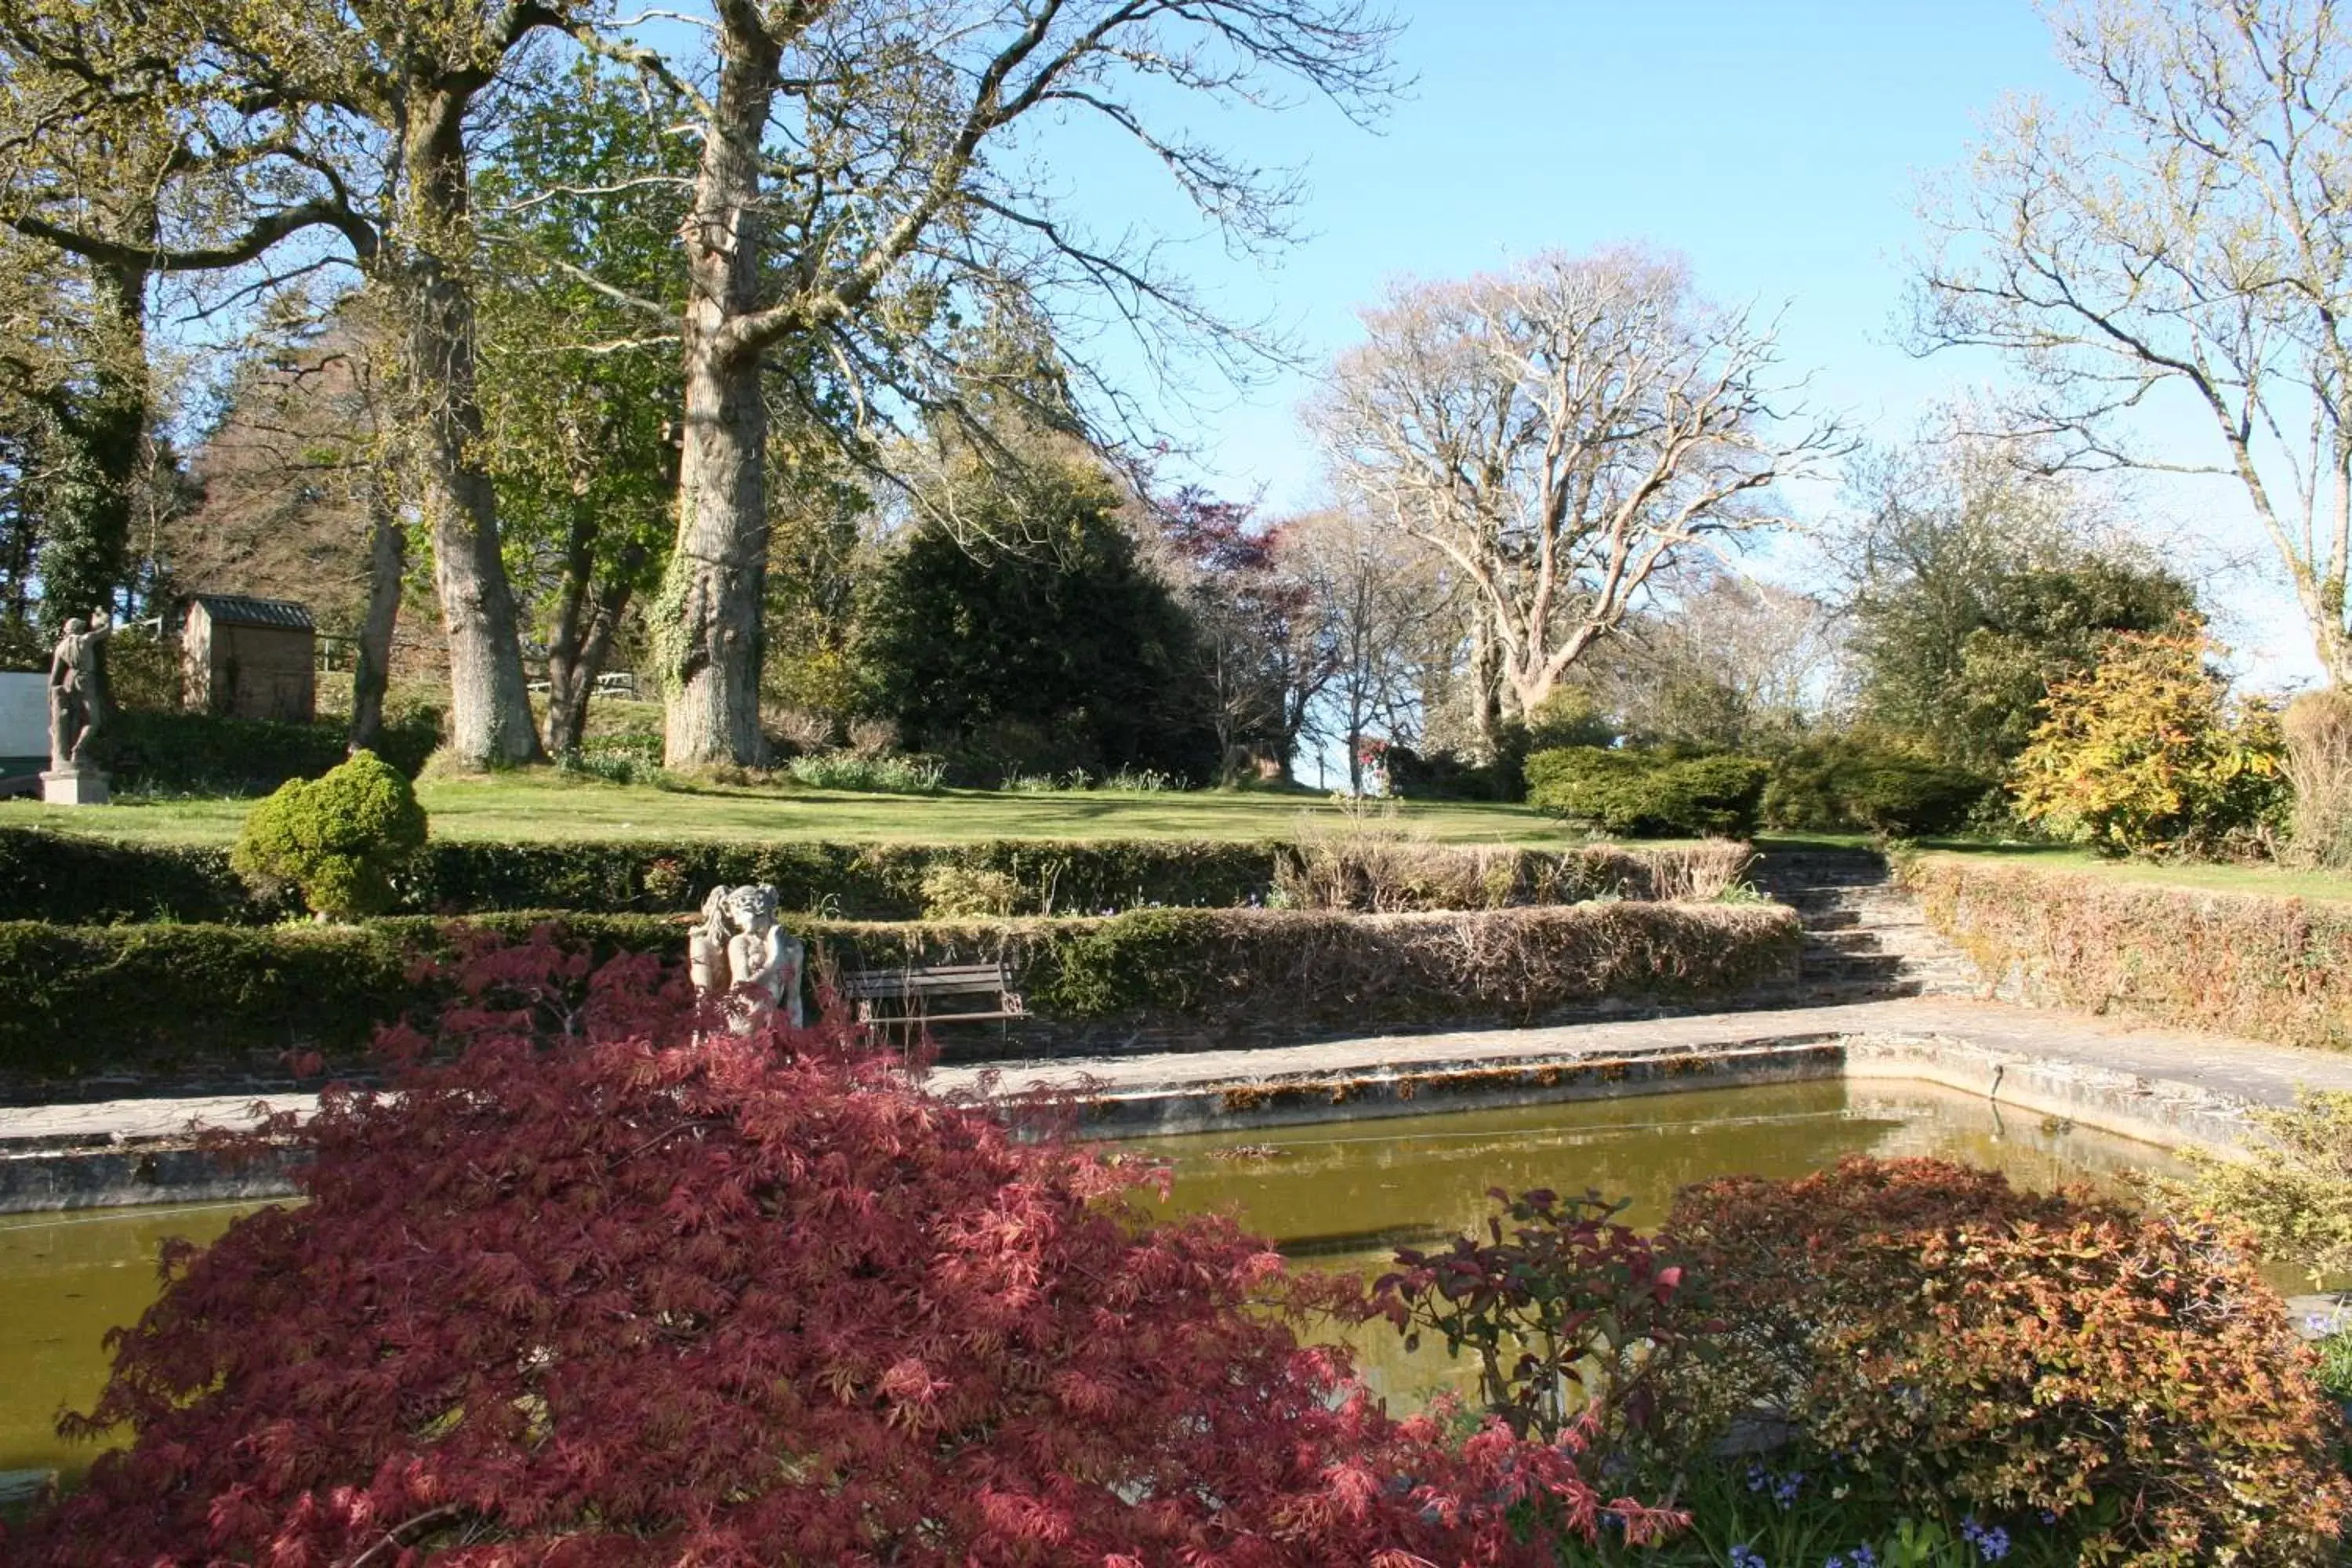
836;960;1022;1031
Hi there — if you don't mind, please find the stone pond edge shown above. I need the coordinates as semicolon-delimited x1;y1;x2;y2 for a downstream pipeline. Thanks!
0;1029;2259;1215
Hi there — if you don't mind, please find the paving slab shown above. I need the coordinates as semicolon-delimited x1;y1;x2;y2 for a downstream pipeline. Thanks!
927;996;2352;1110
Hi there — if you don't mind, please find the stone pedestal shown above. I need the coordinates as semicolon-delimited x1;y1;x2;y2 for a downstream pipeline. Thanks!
41;768;109;806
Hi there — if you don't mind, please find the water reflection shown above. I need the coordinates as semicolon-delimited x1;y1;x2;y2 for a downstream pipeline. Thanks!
0;1199;263;1477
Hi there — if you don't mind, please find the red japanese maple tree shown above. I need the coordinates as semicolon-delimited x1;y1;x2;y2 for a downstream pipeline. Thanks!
13;933;1681;1566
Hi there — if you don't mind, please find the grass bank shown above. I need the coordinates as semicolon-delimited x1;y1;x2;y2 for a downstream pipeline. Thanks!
0;775;1573;849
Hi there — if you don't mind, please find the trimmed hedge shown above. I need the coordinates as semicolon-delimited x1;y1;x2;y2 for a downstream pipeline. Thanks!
107;709;442;795
0;829;1746;925
1900;854;2352;1049
0;902;1802;1080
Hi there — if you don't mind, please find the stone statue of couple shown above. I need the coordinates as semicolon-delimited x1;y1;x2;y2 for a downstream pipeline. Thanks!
689;884;805;1033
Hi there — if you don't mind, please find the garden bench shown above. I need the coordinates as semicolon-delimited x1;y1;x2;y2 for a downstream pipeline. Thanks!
837;960;1026;1033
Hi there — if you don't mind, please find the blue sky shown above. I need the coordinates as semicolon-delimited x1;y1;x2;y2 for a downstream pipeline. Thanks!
1052;0;2318;688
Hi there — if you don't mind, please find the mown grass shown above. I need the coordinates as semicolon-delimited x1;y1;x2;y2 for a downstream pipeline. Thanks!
1907;840;2352;905
0;771;1581;848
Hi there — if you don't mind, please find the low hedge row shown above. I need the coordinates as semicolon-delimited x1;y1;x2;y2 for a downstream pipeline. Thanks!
107;709;442;795
0;901;1801;1080
0;829;1743;925
1899;855;2352;1049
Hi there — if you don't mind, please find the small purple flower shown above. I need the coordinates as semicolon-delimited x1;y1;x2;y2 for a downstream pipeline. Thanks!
1849;1549;1878;1568
1730;1547;1767;1568
1960;1518;2012;1563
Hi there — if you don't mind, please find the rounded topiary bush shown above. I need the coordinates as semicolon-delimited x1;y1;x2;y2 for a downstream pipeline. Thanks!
230;749;428;920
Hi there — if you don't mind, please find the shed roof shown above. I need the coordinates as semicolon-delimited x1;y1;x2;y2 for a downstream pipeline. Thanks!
188;593;315;632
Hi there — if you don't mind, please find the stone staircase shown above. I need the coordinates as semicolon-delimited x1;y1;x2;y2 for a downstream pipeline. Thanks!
1749;847;1981;1005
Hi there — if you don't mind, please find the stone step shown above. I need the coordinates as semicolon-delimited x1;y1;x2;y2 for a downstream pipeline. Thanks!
1802;929;1885;956
1800;907;1863;931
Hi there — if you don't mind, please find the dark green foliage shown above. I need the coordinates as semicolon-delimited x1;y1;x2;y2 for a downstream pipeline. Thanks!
0;902;1799;1081
107;708;441;795
1525;748;1769;837
0;830;288;924
1033;906;1230;1014
1857;556;2197;774
1761;738;1993;837
1382;745;1520;802
857;460;1218;784
0;920;423;1078
230;750;428;919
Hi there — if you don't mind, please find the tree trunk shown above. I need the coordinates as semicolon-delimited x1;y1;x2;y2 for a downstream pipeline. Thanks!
399;92;543;768
1468;609;1503;755
543;503;644;756
659;4;782;770
347;485;405;754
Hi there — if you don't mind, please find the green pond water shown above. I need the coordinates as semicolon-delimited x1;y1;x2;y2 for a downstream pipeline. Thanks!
0;1080;2202;1480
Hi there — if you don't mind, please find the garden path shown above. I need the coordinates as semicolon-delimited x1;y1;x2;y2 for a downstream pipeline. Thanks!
7;996;2348;1151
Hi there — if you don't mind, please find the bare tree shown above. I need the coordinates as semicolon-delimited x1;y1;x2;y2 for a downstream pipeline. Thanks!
1576;568;1842;748
583;0;1398;768
1281;506;1442;794
1310;246;1846;742
174;299;413;750
1914;0;2352;686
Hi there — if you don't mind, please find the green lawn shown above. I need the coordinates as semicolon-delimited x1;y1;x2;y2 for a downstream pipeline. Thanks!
1907;839;2352;905
2;773;1580;848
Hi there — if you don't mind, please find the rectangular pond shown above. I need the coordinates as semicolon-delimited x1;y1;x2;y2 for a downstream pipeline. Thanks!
0;1077;2221;1483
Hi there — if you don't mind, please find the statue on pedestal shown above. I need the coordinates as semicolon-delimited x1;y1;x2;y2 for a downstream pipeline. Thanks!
43;610;112;806
689;884;804;1033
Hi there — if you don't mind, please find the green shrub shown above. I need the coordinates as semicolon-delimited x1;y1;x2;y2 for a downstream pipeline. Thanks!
1382;744;1519;802
0;919;424;1078
2158;1089;2352;1289
1761;737;1991;837
0;831;1760;924
785;751;948;793
1669;1156;2349;1567
0;831;287;924
1525;747;1768;837
230;750;430;920
918;862;1021;919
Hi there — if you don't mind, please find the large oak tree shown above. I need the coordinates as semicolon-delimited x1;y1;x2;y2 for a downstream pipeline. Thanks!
588;0;1397;767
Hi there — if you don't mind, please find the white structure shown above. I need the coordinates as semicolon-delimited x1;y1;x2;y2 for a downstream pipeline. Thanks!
0;671;42;781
